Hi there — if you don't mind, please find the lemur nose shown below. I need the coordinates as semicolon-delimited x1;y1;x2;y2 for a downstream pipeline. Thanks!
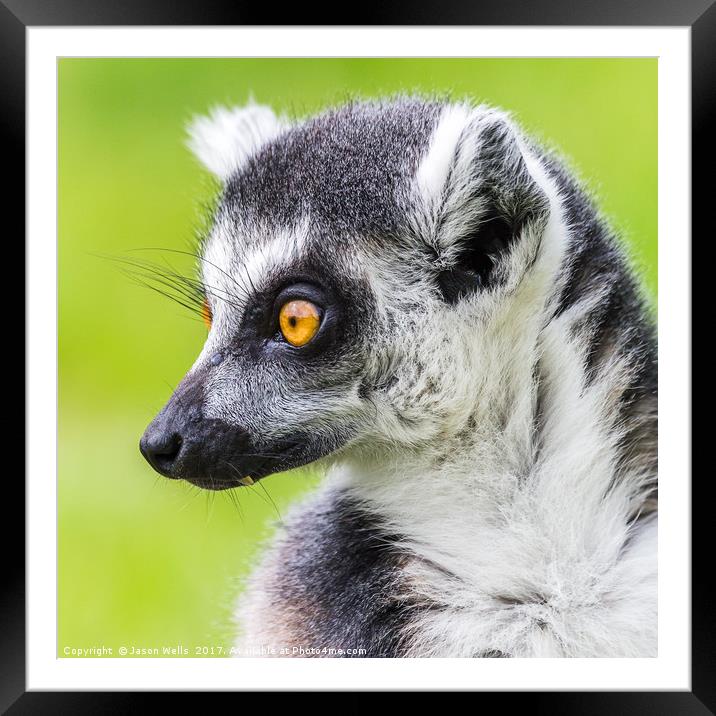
139;427;183;477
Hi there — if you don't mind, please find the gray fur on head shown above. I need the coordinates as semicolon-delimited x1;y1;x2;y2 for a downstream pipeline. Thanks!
179;96;657;657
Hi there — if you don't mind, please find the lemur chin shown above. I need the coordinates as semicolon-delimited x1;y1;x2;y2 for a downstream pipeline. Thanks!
140;97;657;658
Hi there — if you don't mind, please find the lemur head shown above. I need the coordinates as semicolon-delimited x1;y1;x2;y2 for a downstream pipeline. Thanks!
140;97;560;490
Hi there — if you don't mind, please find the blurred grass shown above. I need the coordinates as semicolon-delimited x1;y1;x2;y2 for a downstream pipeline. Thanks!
58;58;657;656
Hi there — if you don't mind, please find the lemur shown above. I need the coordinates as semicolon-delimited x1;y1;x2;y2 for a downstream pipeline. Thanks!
140;97;657;658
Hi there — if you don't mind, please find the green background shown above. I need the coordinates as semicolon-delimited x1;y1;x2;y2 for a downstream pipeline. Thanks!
58;58;657;657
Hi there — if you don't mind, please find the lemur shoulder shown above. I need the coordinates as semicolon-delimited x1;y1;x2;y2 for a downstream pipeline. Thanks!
141;97;657;658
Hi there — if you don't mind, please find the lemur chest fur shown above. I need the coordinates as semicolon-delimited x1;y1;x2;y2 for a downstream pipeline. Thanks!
237;478;657;658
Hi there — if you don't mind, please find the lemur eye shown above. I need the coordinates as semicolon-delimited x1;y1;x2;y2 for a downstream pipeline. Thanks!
200;297;212;330
279;300;321;347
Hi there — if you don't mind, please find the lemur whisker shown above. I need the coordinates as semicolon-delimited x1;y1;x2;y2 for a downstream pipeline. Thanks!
177;483;203;513
132;247;253;304
225;486;245;521
220;461;279;516
112;253;246;313
120;273;207;322
119;269;206;315
258;481;283;524
204;488;217;525
128;257;242;309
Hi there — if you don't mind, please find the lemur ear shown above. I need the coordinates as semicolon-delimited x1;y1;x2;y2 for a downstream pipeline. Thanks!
415;105;551;302
187;102;287;181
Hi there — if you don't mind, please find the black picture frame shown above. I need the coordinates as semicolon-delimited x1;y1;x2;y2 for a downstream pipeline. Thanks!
7;1;706;710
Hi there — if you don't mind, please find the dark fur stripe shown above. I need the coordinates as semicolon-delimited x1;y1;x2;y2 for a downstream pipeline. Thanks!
261;491;414;657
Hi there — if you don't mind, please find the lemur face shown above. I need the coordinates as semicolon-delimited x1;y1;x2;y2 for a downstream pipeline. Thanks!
140;98;552;489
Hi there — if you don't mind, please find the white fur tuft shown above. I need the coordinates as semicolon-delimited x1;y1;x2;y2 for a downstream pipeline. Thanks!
187;102;286;180
415;103;473;206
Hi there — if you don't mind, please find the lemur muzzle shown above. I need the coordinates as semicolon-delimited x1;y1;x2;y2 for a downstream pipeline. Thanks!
140;374;269;489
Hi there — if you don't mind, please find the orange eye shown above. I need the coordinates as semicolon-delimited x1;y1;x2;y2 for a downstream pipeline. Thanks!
200;297;212;330
279;300;321;347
